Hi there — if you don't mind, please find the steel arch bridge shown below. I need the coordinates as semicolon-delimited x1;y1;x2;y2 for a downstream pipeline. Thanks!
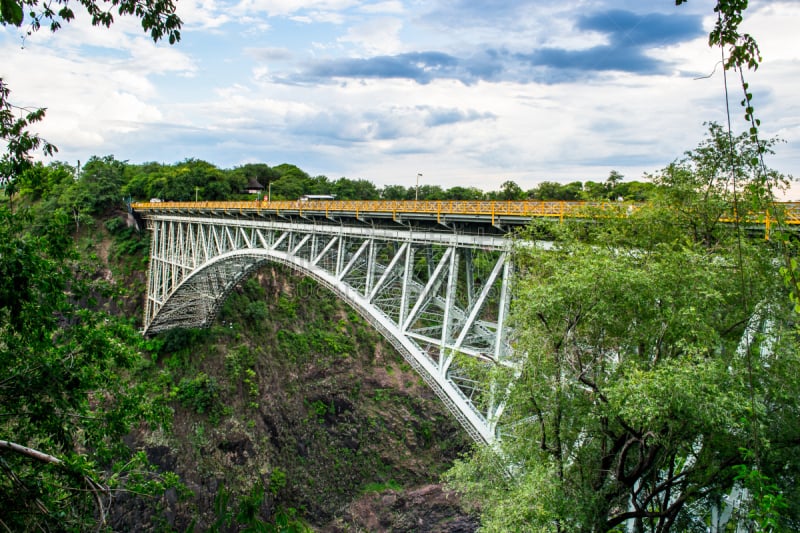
131;198;795;444
133;202;531;444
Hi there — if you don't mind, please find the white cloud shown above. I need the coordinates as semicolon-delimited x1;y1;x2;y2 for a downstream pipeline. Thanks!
176;0;231;29
232;0;358;18
338;17;403;55
359;1;404;15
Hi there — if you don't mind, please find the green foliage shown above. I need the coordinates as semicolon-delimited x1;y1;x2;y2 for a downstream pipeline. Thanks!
650;122;788;244
277;329;310;363
277;295;298;320
733;450;790;532
225;345;257;378
447;125;799;531
122;158;249;201
105;215;150;261
0;0;181;43
380;184;411;200
209;480;310;533
158;327;209;355
14;161;73;201
676;0;762;72
72;155;128;214
361;479;402;493
0;206;171;530
0;80;57;187
498;180;525;200
175;373;220;414
269;467;287;496
247;299;271;322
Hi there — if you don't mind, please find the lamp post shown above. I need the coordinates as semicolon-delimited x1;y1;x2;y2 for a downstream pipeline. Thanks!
195;186;199;202
415;172;422;201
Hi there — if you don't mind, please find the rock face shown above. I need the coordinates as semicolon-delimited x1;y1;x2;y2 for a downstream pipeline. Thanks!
110;265;476;531
324;485;479;533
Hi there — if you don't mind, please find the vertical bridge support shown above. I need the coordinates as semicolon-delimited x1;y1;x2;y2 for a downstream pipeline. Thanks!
142;215;516;444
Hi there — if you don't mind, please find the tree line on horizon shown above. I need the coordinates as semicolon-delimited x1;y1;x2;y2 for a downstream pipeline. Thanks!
11;155;658;216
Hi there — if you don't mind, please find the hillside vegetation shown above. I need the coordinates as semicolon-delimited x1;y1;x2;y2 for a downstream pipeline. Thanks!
2;168;480;530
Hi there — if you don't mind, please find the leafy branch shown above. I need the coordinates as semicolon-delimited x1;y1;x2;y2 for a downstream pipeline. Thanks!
1;0;182;43
0;79;56;191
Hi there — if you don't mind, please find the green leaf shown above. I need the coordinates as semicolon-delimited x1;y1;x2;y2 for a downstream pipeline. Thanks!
0;0;24;26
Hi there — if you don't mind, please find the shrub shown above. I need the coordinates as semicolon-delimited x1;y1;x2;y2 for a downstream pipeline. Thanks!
175;373;219;414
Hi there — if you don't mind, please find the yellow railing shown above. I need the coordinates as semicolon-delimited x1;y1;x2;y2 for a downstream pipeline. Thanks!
130;200;800;227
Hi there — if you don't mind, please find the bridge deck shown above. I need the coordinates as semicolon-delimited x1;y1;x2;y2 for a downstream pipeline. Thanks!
131;199;800;235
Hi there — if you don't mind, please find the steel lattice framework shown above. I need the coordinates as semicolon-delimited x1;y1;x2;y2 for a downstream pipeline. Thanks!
142;214;517;443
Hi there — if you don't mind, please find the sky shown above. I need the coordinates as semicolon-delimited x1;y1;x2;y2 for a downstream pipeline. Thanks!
2;0;799;197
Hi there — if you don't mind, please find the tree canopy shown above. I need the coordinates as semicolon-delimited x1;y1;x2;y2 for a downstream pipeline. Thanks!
445;124;799;531
0;0;184;528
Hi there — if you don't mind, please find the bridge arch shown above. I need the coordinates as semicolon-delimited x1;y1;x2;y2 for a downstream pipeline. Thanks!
142;216;516;443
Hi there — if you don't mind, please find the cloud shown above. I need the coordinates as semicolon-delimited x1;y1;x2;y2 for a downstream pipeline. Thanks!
516;10;704;75
232;0;358;18
338;17;403;55
578;9;703;47
283;104;495;143
247;47;294;61
516;46;662;75
359;1;404;15
278;9;705;85
176;0;231;30
419;107;496;128
301;51;461;83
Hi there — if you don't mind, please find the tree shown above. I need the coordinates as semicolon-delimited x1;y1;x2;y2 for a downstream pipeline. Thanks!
529;181;565;200
230;163;281;190
0;0;183;528
446;126;799;531
651;122;788;246
560;181;584;201
497;180;524;200
380;184;411;200
580;180;606;200
612;180;657;202
445;186;485;200
269;164;311;200
0;80;56;196
605;170;624;199
331;176;379;200
73;155;127;213
0;207;173;530
14;160;74;202
415;184;445;200
122;161;166;200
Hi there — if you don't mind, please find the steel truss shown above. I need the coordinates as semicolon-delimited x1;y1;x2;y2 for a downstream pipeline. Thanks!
143;215;516;443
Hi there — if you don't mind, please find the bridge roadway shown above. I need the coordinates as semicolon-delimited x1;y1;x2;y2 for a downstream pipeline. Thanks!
130;199;797;443
131;198;800;234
